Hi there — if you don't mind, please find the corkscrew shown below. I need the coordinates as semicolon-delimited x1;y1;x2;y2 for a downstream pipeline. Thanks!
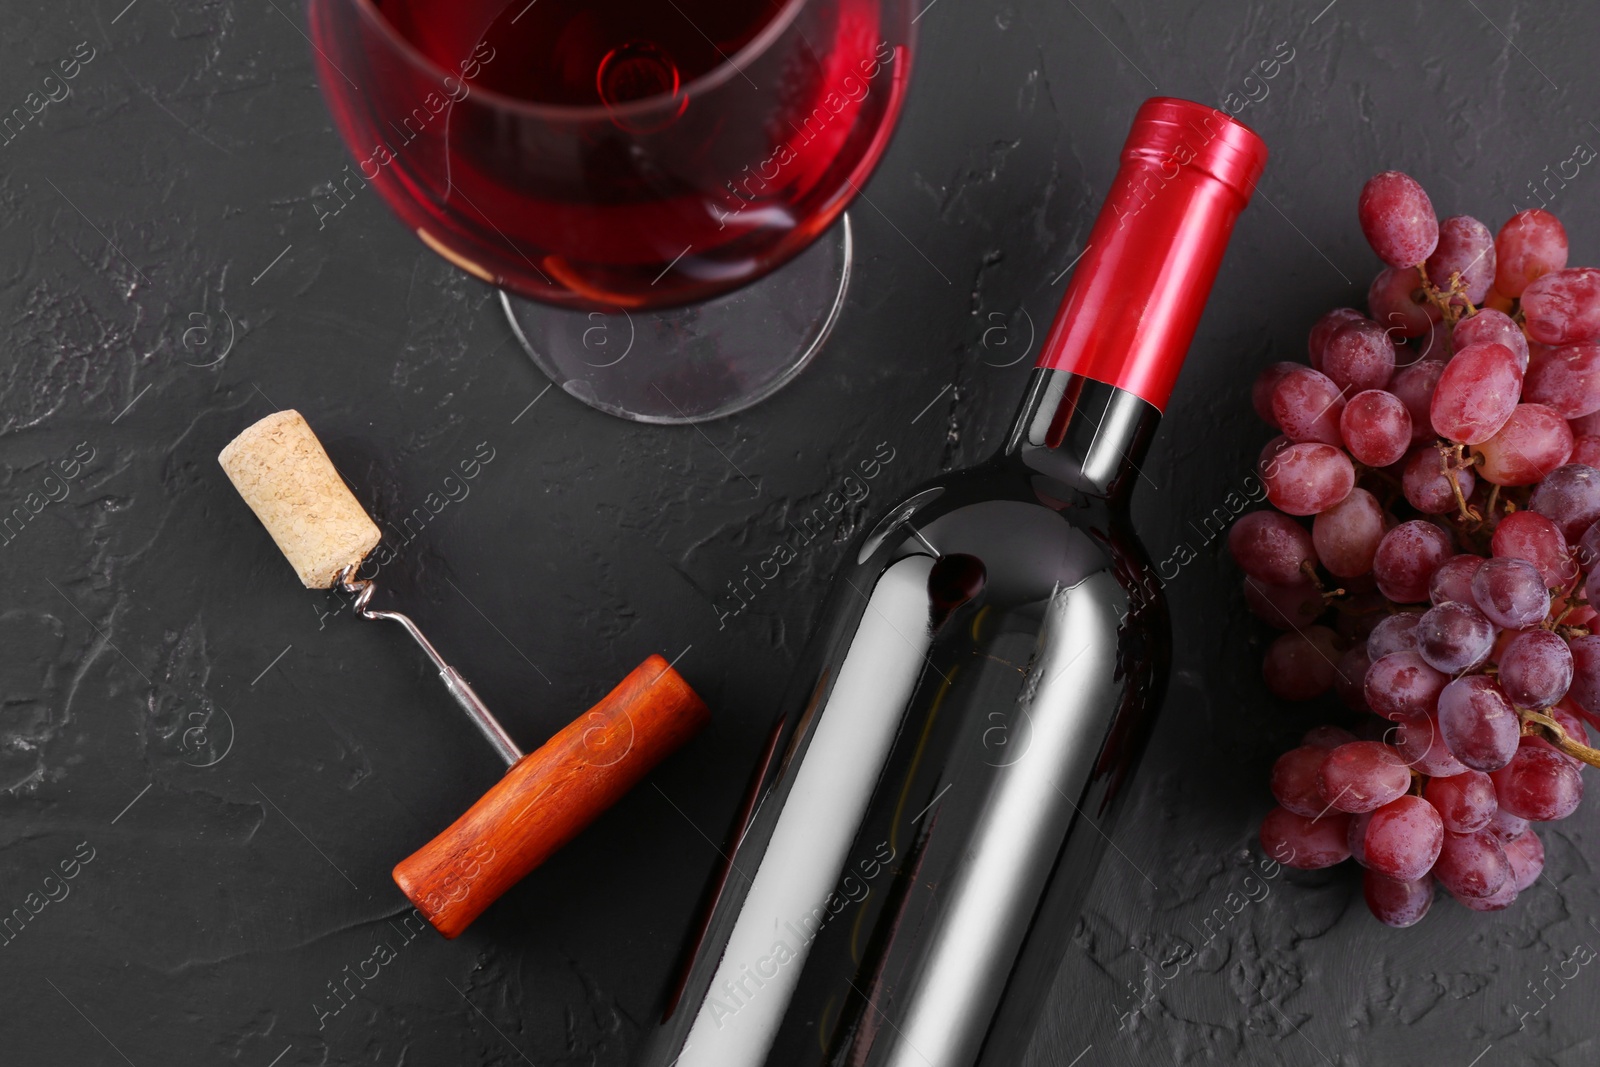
219;409;708;937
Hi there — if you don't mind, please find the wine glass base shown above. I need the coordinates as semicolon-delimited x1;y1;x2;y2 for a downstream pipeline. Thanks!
500;213;853;424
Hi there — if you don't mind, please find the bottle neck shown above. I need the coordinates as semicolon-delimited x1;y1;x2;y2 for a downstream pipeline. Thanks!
1003;368;1161;502
1035;101;1265;413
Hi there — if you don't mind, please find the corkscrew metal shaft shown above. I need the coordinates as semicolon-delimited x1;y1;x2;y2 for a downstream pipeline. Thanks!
338;566;524;767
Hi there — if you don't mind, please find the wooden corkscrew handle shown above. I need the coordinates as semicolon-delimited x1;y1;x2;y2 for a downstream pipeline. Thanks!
393;654;709;938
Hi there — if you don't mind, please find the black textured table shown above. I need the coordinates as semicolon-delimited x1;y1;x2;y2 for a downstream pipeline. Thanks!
4;1;1599;1064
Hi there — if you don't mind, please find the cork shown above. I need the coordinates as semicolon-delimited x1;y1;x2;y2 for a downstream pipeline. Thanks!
218;410;381;588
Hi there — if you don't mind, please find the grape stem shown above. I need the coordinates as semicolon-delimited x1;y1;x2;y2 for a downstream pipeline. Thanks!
1416;262;1476;326
1437;441;1483;525
1484;484;1503;523
1549;596;1591;635
1520;709;1600;770
1298;559;1345;602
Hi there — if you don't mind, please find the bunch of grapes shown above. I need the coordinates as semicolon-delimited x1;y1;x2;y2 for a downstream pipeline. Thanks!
1234;170;1600;927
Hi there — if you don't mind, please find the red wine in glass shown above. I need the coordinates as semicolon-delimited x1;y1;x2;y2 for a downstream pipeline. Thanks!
384;0;784;106
311;0;912;311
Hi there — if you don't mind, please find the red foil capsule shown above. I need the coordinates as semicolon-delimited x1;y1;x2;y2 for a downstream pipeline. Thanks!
1038;97;1269;411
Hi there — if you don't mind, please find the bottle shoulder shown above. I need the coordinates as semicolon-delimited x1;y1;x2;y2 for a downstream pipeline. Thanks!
846;458;1168;633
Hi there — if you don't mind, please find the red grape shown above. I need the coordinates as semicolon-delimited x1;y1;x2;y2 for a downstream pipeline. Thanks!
1494;208;1568;297
1455;880;1518;911
1497;628;1574;709
1389;710;1469;777
1565;634;1600;720
1471;556;1549;628
1504;830;1545;892
1437;675;1521;772
1490;737;1584;821
1334;590;1390;650
1259;433;1294;472
1389;360;1447;444
1252;361;1301;426
1358;171;1439;268
1475;403;1574;486
1577;520;1600;576
1557;585;1599;630
1416;600;1495;673
1340;389;1412;466
1303;724;1360;750
1229;510;1317;585
1552;699;1590;739
1522;343;1600;418
1426;215;1496;305
1571;435;1600;466
1430;341;1523;444
1259;807;1353;869
1323;320;1396;392
1313;488;1385;577
1273;366;1347;445
1453;308;1528;371
1372;520;1452;602
1541;702;1589;769
1364;870;1434;927
1424;770;1497;834
1433;828;1511;899
1272;745;1334;818
1238;190;1600;928
1346;809;1373;866
1334;646;1372;710
1369;265;1442;339
1362;794;1444;882
1402;445;1473;514
1522;268;1600;345
1487;622;1520;665
1243;576;1324;630
1317;741;1412;813
1262;626;1342;700
1491;509;1577;589
1262;442;1356;515
1486;807;1530;841
1428;554;1483;606
1367;612;1422;660
1308;307;1367;369
1529;462;1600;541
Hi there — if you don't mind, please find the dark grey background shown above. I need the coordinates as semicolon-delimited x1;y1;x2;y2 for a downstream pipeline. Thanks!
2;0;1598;1064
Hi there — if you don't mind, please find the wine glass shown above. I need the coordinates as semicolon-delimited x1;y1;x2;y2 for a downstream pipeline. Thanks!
308;0;915;422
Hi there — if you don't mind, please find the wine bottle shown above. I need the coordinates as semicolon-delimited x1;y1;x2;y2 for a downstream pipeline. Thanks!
642;97;1268;1067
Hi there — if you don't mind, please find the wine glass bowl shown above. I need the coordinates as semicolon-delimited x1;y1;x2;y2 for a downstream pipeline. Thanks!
309;0;912;312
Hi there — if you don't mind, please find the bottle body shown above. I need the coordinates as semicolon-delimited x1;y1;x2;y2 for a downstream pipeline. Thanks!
640;96;1266;1067
641;371;1170;1066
